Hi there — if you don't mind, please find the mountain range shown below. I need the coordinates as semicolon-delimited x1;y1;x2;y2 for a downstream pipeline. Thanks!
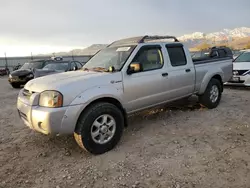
178;27;250;41
44;27;250;56
178;27;250;49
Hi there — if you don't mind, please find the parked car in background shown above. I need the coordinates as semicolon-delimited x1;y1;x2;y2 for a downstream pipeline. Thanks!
225;50;250;86
33;60;83;78
0;67;9;76
8;59;54;88
13;63;22;71
233;50;245;60
17;35;233;154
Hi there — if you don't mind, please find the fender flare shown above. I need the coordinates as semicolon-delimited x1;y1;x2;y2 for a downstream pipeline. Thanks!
198;71;223;95
69;85;123;106
67;86;126;130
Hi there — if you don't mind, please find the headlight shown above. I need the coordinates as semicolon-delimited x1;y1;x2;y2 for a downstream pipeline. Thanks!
39;91;63;108
9;74;12;78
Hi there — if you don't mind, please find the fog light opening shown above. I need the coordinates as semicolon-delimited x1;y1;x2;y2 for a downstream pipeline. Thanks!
38;121;46;131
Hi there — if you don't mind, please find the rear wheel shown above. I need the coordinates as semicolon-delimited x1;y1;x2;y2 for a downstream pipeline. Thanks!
199;78;222;109
11;83;21;88
74;102;124;154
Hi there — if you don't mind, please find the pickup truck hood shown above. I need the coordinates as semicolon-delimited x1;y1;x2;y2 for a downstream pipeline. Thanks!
25;71;106;91
25;70;123;106
233;62;250;70
24;70;122;92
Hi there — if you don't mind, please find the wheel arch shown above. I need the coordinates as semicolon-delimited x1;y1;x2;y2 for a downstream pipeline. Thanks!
198;73;223;94
211;74;223;92
75;97;128;131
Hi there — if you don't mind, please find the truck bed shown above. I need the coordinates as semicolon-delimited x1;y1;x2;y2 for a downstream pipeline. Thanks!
193;56;233;94
192;56;232;65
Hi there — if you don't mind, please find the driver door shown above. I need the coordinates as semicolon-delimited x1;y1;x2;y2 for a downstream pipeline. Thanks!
122;45;168;113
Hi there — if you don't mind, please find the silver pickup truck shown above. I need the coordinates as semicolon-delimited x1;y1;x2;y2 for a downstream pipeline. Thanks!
17;36;233;154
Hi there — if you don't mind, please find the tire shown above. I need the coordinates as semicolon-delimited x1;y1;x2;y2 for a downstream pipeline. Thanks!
199;78;222;109
74;102;124;155
11;83;21;88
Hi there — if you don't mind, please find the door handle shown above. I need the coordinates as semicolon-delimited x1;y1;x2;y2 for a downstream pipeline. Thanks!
162;73;168;77
185;69;191;72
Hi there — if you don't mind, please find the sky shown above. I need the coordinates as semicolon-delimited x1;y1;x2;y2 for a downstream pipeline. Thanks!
0;0;250;57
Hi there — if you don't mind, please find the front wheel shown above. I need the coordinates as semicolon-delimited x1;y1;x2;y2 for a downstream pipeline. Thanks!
199;78;222;109
74;102;124;154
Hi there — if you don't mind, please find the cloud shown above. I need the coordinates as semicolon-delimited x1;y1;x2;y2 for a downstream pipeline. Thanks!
0;0;249;56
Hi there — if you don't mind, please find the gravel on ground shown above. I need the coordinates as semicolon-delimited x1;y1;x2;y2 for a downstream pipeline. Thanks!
0;76;250;188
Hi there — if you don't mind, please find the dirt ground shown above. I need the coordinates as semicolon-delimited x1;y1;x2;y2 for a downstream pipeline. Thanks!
0;76;250;188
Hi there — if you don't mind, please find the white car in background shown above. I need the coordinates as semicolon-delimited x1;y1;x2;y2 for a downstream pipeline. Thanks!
225;50;250;86
233;50;244;59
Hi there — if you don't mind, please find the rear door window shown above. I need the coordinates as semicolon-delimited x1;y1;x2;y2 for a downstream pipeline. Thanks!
218;49;226;57
166;45;187;66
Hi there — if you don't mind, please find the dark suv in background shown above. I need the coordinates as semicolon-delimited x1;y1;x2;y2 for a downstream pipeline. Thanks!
33;60;83;78
8;58;83;88
8;59;53;88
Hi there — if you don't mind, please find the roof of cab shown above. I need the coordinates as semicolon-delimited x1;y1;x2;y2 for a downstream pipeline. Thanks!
108;35;180;47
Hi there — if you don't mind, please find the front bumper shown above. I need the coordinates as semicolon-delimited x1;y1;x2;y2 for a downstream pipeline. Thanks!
8;77;30;84
224;75;250;86
17;89;85;135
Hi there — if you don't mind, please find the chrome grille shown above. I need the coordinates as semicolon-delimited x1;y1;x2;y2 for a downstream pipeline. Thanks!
18;110;27;121
234;70;249;76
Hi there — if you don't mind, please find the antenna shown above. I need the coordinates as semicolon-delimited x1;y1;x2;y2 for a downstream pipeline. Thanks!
4;52;8;69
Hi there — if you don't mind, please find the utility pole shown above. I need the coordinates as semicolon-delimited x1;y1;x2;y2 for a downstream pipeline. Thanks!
4;52;8;68
71;51;74;60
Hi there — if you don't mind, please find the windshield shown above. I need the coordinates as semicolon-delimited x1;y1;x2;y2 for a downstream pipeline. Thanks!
20;61;44;69
233;51;243;56
42;62;69;71
83;46;136;71
234;52;250;62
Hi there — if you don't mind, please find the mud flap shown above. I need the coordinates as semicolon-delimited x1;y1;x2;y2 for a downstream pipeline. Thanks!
74;132;86;151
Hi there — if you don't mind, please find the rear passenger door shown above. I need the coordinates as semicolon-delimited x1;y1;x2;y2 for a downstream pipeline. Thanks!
164;44;195;99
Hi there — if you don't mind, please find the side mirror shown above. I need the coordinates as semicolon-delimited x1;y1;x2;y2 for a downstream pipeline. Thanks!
127;62;141;75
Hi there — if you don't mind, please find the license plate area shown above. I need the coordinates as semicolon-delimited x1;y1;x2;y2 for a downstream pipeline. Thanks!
11;78;19;82
231;77;240;82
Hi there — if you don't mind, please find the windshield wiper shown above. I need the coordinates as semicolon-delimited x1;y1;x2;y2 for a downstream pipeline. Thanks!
82;67;90;71
91;67;109;72
82;67;113;72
